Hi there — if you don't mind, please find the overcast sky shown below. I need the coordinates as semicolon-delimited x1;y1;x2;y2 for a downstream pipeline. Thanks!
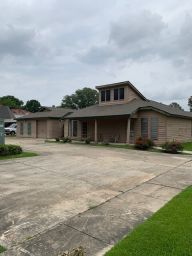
0;0;192;110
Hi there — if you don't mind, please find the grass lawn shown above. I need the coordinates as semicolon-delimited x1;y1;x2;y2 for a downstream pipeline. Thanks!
182;142;192;151
0;245;6;253
105;186;192;256
0;152;38;161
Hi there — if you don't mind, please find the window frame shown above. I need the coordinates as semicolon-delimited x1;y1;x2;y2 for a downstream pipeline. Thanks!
27;122;32;136
20;122;24;135
101;89;111;102
72;120;78;137
141;118;148;139
114;87;125;101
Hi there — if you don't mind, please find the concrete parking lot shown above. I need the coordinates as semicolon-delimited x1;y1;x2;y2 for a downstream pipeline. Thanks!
0;138;192;256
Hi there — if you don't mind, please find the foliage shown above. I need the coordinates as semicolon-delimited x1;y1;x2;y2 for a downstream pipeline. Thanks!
0;245;6;253
162;141;184;153
135;137;154;150
0;144;22;156
188;96;192;112
61;137;72;143
25;99;41;113
85;138;91;144
0;152;38;160
169;102;184;111
182;142;192;151
61;87;99;109
55;138;60;142
0;95;24;109
105;186;192;256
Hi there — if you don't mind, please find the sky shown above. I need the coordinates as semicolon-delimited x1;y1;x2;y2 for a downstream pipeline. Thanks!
0;0;192;110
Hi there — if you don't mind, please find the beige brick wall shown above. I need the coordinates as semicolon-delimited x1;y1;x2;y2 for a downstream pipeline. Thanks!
47;120;64;139
134;110;192;145
166;117;192;142
134;110;167;145
17;120;37;138
17;119;64;139
99;85;141;106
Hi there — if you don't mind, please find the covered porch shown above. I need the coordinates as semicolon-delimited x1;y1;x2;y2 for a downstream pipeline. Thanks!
69;116;137;144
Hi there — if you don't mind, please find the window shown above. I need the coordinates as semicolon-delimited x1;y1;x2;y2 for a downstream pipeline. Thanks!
141;118;148;138
27;122;32;135
82;122;88;138
20;123;24;135
72;120;78;137
106;90;111;101
114;88;125;100
101;90;105;102
101;89;111;102
151;117;158;140
114;88;119;100
119;88;125;100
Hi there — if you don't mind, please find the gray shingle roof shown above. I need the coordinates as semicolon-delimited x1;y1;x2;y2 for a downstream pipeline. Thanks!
17;108;74;120
0;105;15;119
68;100;192;119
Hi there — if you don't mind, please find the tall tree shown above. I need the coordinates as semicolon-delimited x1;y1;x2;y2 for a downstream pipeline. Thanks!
61;87;99;109
25;99;41;113
169;102;184;111
188;96;192;112
0;95;24;109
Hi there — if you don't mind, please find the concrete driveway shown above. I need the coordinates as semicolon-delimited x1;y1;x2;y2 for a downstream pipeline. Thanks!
0;138;192;256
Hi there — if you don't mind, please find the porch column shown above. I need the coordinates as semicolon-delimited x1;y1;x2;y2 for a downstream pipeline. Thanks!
126;118;131;144
94;119;98;143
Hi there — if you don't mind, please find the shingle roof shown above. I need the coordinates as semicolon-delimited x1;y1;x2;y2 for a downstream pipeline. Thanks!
68;100;192;119
0;105;15;119
17;108;74;120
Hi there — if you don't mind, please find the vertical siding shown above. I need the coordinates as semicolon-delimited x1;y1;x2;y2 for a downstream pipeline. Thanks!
166;117;192;142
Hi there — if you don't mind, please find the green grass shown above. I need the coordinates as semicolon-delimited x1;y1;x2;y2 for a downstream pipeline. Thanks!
0;152;38;160
182;142;192;151
105;186;192;256
0;245;6;253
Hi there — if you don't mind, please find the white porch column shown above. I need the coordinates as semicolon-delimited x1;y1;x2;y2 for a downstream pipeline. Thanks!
94;119;98;143
126;118;131;144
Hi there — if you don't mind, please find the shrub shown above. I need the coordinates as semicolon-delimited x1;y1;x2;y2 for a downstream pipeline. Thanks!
135;137;154;150
85;138;91;144
162;141;183;154
8;145;22;155
0;144;22;156
55;138;60;142
61;137;72;143
102;140;110;146
0;145;9;156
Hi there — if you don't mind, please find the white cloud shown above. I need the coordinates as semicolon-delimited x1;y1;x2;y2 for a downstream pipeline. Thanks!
0;0;191;110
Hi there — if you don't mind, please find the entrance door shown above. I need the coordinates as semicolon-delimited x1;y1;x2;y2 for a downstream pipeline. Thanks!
82;121;88;138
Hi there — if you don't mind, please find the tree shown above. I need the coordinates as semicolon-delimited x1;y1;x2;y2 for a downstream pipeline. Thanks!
169;102;184;111
0;95;24;109
188;96;192;112
61;87;99;109
25;99;41;113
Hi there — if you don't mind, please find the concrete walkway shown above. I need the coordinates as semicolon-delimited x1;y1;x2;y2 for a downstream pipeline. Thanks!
1;138;192;256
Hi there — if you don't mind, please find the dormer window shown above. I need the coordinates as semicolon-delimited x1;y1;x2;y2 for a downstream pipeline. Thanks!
114;88;124;100
101;89;111;102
